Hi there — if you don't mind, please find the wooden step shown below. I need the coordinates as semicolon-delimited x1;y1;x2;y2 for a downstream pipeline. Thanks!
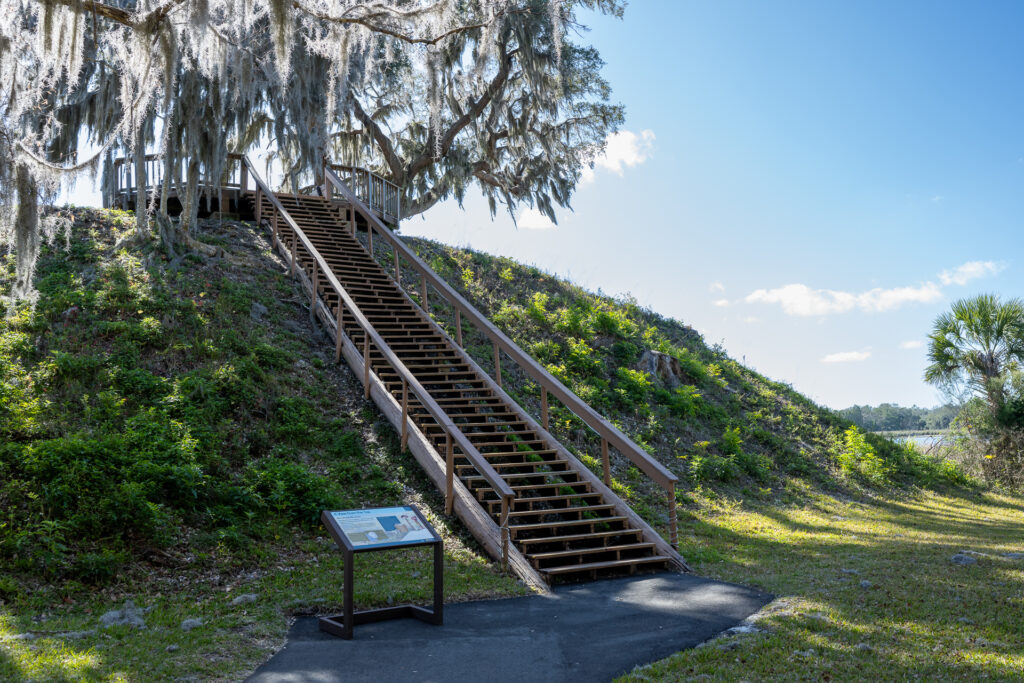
541;555;670;576
527;542;656;562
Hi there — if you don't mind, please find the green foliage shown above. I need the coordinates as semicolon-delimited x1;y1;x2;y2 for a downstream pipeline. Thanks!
0;211;400;583
836;426;893;484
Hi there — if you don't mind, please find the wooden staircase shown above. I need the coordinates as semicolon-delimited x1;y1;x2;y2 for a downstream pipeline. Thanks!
241;159;688;585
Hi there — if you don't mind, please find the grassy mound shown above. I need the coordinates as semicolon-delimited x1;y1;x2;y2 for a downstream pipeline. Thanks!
0;211;523;681
407;237;971;505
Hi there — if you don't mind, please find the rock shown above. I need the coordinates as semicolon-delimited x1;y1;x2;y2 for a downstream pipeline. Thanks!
726;624;762;635
856;643;873;652
250;302;269;321
58;630;96;639
859;580;873;589
793;648;816;658
180;618;204;632
1;633;36;641
1002;553;1024;560
166;644;180;653
958;617;975;624
718;640;741;652
951;553;977;566
230;593;258;606
839;568;860;575
295;359;311;370
637;350;684;388
282;320;306;336
99;600;147;630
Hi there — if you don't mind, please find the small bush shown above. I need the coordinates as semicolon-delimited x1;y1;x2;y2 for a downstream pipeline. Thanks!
836;426;893;485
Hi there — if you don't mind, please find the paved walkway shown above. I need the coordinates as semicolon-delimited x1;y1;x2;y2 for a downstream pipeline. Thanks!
247;572;772;682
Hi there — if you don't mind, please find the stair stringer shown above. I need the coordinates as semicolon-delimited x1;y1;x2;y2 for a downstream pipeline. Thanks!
261;215;550;592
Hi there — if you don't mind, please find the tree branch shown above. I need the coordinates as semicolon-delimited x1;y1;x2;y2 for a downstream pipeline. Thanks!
348;95;403;182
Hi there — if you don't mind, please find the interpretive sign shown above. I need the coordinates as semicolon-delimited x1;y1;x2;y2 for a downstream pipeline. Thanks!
326;506;437;549
319;506;443;639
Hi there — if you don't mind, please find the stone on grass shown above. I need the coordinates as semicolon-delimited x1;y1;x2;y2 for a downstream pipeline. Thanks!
958;617;975;624
839;568;860;575
859;580;873;589
250;302;269;321
166;644;180;653
99;601;147;630
856;643;873;652
230;593;259;606
180;618;204;632
1003;553;1024;560
951;553;977;566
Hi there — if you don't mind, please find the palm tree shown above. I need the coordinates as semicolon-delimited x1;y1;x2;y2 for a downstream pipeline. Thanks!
925;294;1024;415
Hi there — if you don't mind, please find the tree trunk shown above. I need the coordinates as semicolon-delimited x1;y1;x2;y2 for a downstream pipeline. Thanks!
12;164;40;301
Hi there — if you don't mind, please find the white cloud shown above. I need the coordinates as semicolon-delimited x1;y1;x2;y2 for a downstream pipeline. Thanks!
712;298;730;308
709;281;725;293
582;129;655;183
900;340;924;350
745;282;942;317
821;349;872;364
517;208;556;230
939;260;1004;286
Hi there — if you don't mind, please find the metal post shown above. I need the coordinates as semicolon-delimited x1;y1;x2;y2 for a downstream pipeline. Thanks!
444;434;454;515
601;438;611;486
343;548;354;640
433;541;444;624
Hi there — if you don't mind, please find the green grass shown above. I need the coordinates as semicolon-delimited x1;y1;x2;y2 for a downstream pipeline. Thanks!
0;210;526;681
620;488;1024;681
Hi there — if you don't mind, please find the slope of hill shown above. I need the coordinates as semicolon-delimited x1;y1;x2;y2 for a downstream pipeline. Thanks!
1;212;1020;682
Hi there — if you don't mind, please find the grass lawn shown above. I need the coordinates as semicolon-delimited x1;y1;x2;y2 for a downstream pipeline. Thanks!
623;487;1024;682
0;512;527;682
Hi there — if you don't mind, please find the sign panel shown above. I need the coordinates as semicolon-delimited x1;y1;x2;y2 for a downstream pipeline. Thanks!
328;506;436;549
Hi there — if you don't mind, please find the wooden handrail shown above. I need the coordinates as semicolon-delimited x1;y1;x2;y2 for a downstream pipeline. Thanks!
324;164;679;547
242;156;517;565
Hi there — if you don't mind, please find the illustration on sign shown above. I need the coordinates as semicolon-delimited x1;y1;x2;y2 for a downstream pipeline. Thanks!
330;507;434;548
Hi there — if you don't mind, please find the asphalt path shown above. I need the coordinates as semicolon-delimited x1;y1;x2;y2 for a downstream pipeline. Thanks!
247;572;773;683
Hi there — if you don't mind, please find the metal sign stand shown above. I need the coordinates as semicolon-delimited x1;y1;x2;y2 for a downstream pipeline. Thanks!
319;506;444;640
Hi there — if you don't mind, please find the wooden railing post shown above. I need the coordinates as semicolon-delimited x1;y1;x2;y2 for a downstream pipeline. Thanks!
394;246;400;285
445;433;454;515
272;210;279;246
668;481;678;548
493;341;502;387
500;499;510;572
455;309;463;347
310;261;320;326
601;438;611;486
363;333;371;399
255;188;262;224
421;274;428;312
541;388;549;431
289;230;297;276
401;379;409;451
334;299;345;363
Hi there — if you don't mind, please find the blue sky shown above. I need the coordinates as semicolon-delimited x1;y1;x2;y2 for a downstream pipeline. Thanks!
66;1;1024;409
404;0;1024;409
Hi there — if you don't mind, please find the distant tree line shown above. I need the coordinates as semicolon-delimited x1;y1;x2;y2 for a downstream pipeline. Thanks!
838;403;959;432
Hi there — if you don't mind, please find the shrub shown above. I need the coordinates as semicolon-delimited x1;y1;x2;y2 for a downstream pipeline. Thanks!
244;458;340;525
836;426;893;485
612;367;651;408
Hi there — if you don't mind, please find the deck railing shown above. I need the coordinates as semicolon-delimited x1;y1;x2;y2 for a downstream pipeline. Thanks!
243;155;516;568
326;164;401;225
323;163;679;547
109;154;247;204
